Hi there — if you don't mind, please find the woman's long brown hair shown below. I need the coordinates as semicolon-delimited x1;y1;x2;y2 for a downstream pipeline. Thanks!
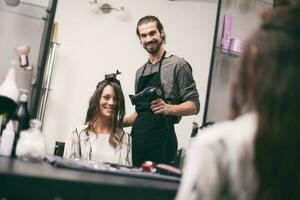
230;5;300;199
85;80;125;147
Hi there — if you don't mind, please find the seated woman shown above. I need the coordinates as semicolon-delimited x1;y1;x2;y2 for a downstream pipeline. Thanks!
176;4;300;200
64;76;132;166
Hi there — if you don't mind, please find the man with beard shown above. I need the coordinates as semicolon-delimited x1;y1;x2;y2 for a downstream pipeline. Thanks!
124;16;200;167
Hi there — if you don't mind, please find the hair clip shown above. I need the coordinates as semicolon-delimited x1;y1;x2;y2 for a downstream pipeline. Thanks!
105;70;121;81
96;70;122;88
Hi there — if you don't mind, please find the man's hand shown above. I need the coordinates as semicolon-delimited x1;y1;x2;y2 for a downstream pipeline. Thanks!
151;99;173;115
151;100;198;116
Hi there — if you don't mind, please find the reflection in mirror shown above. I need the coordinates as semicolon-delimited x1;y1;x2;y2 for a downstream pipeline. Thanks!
40;0;218;163
203;0;273;124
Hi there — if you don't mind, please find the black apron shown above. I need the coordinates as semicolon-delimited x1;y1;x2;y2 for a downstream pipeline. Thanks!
131;51;177;167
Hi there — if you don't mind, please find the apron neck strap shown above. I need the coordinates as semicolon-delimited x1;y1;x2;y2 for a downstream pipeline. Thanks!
140;51;166;100
158;50;166;77
157;51;166;99
141;51;166;76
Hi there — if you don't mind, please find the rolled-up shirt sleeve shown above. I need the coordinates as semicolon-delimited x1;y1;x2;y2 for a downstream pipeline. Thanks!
175;61;200;114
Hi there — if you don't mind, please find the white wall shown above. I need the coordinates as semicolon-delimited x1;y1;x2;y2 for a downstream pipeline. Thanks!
42;0;218;154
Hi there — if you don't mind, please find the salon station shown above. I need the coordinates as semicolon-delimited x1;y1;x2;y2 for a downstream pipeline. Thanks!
0;0;285;199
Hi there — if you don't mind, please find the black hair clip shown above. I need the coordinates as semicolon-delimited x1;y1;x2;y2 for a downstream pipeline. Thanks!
105;70;121;82
97;70;122;88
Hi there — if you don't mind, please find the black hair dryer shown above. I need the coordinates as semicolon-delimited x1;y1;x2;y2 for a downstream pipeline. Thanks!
129;87;162;105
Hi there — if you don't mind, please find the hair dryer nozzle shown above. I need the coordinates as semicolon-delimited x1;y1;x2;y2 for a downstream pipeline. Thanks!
129;87;162;105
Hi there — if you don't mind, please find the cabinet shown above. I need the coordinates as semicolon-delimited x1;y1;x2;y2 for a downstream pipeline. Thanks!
202;0;274;125
0;0;57;117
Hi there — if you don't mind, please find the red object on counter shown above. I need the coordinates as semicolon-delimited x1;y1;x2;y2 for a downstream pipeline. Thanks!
141;161;156;172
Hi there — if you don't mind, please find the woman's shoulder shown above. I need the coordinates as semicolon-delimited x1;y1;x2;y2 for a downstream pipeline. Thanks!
115;128;130;136
178;115;257;200
70;125;88;135
192;112;257;151
122;130;131;138
121;129;131;140
115;129;131;145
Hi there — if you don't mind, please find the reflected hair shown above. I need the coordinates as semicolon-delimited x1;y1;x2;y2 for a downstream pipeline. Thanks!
230;4;300;200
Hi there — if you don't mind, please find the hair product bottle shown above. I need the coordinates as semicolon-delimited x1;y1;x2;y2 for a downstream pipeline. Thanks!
16;119;46;161
220;15;232;53
11;90;30;157
0;120;15;156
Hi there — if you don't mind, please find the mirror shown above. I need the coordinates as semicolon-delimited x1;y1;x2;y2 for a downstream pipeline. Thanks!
0;0;52;99
40;0;219;155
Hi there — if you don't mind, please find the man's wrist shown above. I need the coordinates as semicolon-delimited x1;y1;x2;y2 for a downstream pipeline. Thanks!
167;104;176;116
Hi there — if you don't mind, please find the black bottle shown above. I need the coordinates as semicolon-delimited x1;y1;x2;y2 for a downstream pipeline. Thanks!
11;91;30;157
0;113;9;137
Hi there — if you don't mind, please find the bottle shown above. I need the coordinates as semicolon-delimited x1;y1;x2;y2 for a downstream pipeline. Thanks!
0;120;15;156
11;90;30;157
0;113;9;137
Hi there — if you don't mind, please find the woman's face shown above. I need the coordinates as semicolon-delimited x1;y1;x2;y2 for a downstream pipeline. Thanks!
98;85;117;119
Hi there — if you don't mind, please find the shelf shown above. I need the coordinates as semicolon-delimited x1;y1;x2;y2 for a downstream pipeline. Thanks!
0;0;50;20
215;46;242;58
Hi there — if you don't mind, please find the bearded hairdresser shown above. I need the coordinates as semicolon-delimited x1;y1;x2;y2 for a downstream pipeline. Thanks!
123;16;200;167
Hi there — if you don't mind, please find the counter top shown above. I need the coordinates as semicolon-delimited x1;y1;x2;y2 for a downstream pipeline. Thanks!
0;156;179;200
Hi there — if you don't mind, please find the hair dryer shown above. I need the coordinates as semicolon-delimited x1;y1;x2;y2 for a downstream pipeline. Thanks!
129;87;162;105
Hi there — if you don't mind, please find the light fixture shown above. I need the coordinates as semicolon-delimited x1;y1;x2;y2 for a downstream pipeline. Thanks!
100;3;124;13
15;45;32;70
5;0;20;7
0;61;19;114
89;0;124;14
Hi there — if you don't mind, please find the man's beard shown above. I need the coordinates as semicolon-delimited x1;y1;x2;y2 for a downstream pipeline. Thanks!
143;39;163;54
